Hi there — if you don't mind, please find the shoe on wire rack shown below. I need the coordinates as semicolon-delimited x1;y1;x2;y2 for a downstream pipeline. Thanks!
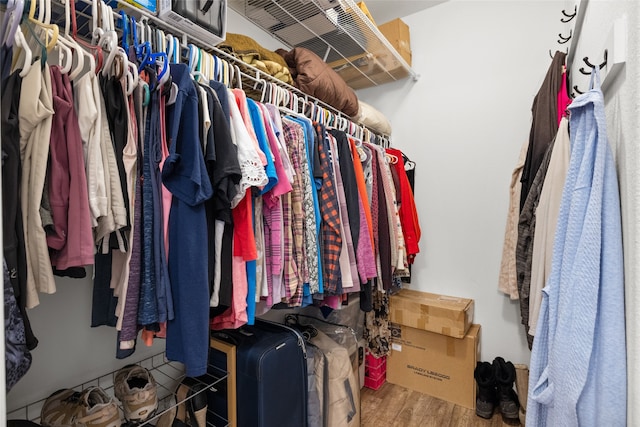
40;387;121;427
114;364;158;424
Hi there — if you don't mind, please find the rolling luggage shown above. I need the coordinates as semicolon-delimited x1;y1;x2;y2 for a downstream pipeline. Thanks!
208;319;308;427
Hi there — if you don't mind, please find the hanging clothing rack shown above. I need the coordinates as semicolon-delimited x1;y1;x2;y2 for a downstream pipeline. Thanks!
47;0;392;144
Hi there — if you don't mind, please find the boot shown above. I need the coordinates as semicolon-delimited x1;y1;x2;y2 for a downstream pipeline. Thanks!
474;361;497;419
514;364;529;426
493;357;520;423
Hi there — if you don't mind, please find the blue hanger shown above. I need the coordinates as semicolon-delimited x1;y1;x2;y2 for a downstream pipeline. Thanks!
119;10;129;53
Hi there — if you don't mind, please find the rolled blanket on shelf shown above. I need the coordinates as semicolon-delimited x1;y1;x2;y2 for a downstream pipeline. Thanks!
218;33;294;85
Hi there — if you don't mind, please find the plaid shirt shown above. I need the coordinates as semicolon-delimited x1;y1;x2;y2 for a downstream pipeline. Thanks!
315;123;342;294
282;120;305;306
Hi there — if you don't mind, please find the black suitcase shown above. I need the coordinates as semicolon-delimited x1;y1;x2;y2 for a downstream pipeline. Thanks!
208;319;308;427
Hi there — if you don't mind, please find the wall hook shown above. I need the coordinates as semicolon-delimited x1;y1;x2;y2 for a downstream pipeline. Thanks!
558;29;572;44
573;85;584;96
579;49;608;75
561;6;577;23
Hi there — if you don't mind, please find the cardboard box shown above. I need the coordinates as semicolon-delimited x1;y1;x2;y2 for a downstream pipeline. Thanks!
378;18;412;66
328;17;411;89
356;2;377;26
390;289;474;338
387;324;481;409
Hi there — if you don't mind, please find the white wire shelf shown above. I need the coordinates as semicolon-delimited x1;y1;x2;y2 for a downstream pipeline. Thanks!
228;0;419;89
6;353;230;427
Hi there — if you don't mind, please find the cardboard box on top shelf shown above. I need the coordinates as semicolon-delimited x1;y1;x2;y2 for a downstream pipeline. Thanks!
389;289;474;339
356;1;377;26
378;18;412;66
328;17;411;90
387;323;481;409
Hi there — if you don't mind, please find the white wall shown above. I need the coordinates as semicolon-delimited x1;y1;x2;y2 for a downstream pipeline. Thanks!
357;0;567;365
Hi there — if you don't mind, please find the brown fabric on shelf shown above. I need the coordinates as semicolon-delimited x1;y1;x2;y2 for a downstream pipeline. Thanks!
277;47;360;117
218;33;293;85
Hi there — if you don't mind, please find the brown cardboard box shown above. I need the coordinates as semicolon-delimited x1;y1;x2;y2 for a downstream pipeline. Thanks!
389;289;474;338
328;17;411;90
387;324;481;409
378;18;412;66
356;1;377;26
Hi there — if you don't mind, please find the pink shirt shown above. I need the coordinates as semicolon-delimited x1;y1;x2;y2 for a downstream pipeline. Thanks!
48;66;94;270
233;89;267;166
557;71;572;126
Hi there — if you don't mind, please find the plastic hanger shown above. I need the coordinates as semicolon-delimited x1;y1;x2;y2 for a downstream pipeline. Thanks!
70;0;102;73
26;0;59;51
120;10;130;53
166;33;174;63
385;152;398;164
99;30;119;75
188;44;202;80
51;34;74;74
59;0;86;80
125;58;138;95
259;80;269;103
2;0;25;47
24;20;47;68
13;27;32;77
133;19;168;85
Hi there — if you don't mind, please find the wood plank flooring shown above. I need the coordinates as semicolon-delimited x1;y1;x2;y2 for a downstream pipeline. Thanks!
361;382;520;427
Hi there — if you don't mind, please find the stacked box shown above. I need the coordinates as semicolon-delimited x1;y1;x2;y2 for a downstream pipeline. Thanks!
387;289;480;409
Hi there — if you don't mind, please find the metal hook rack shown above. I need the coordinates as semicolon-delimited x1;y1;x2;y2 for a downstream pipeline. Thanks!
579;49;608;75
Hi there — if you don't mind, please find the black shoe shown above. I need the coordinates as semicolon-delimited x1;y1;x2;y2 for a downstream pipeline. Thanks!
474;361;497;419
493;357;520;423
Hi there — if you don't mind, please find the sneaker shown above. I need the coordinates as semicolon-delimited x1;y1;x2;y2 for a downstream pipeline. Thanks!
41;387;121;427
114;364;158;424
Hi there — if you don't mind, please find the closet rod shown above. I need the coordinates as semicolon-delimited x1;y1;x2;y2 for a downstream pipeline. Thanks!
70;0;391;140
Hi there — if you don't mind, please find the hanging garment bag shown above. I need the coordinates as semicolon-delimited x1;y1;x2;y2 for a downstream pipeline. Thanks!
285;314;361;427
208;319;308;427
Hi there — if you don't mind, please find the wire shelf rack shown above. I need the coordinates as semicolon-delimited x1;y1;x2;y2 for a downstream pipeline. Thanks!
7;353;230;427
228;0;418;89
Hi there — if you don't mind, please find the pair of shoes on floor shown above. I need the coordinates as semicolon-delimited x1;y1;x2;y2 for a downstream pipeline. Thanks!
155;377;208;427
40;387;121;427
40;364;158;427
474;357;521;424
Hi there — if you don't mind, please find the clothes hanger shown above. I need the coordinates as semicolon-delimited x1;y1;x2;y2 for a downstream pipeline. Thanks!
190;45;207;82
259;79;269;103
58;0;86;80
99;30;120;76
70;0;101;73
49;32;74;74
2;0;25;47
166;33;174;64
134;20;169;87
26;0;59;51
13;27;33;77
24;19;47;68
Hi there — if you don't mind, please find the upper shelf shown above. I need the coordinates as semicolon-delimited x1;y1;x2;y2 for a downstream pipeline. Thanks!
228;0;419;89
